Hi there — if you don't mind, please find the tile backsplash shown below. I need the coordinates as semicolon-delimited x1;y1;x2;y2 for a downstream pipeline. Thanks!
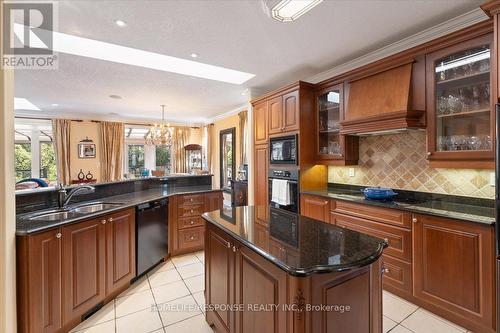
328;131;495;199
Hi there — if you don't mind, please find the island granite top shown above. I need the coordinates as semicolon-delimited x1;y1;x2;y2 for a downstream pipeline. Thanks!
202;206;387;277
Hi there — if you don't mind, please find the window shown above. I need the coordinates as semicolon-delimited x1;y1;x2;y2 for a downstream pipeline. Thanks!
127;144;145;177
155;145;171;174
40;142;57;181
15;143;31;181
14;118;57;184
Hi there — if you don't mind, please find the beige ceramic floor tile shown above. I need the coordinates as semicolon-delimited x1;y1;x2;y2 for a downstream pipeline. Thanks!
157;295;201;326
70;320;115;333
148;268;182;287
171;254;200;267
115;307;163;333
390;325;414;333
382;291;418;322
383;315;397;333
177;262;204;279
70;302;114;331
184;274;205;294
192;291;205;313
195;251;205;262
401;308;467;333
152;280;191;304
118;276;150;298
115;289;156;318
163;314;213;333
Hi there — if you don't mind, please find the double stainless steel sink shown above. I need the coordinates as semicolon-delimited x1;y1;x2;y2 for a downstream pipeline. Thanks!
27;202;124;221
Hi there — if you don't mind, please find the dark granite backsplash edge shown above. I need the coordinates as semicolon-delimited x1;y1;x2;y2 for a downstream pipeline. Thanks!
328;183;494;208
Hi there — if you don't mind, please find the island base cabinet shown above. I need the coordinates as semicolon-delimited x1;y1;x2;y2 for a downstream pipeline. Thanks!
205;223;383;333
412;214;496;333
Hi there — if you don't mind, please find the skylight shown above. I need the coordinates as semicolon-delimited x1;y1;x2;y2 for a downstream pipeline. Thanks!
13;24;255;85
14;98;40;111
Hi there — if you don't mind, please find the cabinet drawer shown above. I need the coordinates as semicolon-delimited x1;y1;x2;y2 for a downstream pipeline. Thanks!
333;212;412;261
178;216;205;230
178;204;204;218
332;200;411;228
381;255;412;295
178;226;204;250
178;194;204;206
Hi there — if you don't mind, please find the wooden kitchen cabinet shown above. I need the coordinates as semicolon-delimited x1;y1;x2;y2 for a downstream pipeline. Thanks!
62;217;106;327
412;213;496;333
300;194;330;223
426;33;495;169
17;208;136;333
104;209;136;297
315;83;358;164
253;101;268;145
17;228;62;333
254;144;269;224
269;90;300;135
170;190;223;256
268;95;283;135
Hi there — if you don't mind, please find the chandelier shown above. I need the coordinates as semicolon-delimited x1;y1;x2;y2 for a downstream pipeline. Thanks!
146;105;172;146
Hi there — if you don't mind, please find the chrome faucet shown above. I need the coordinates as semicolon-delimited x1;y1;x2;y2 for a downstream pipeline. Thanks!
57;184;95;208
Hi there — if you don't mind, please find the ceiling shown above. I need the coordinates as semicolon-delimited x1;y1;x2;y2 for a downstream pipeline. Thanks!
14;0;484;124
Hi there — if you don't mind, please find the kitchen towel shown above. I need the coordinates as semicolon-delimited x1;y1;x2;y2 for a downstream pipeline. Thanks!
271;179;291;206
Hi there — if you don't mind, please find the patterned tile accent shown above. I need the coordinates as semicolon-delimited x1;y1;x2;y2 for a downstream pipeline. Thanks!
328;131;495;199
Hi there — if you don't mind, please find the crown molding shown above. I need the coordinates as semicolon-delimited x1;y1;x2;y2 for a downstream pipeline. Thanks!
206;103;249;124
307;8;489;84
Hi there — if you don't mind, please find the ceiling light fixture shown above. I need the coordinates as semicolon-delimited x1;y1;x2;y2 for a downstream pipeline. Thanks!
109;94;122;99
271;0;323;22
115;20;127;27
190;53;198;58
51;103;59;106
146;105;172;146
13;24;255;85
14;97;40;111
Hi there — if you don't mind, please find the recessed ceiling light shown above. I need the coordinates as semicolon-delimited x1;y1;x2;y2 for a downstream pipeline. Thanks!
109;95;122;99
191;53;198;58
14;97;41;111
271;0;323;22
115;20;127;27
13;24;255;85
51;103;59;106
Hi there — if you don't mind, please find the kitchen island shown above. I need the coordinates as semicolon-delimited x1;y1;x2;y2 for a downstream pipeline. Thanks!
202;206;387;333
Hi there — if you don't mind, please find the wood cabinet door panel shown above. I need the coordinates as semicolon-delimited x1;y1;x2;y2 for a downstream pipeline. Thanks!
333;200;411;228
18;229;62;333
282;90;299;132
268;96;283;135
178;204;204;218
62;218;106;323
234;244;287;333
105;209;135;296
205;191;223;213
178;216;205;229
178;226;205;250
178;194;205;206
254;102;268;145
333;213;411;261
254;145;269;224
413;214;495;327
381;254;412;296
300;194;330;223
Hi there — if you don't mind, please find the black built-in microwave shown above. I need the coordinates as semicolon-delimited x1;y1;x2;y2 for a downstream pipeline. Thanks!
269;134;297;165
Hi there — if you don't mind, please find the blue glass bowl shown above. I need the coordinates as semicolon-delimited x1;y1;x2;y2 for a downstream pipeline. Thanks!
362;187;398;200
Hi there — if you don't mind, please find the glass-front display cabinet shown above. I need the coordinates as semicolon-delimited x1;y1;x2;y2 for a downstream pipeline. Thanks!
426;34;494;167
317;84;344;160
184;144;202;174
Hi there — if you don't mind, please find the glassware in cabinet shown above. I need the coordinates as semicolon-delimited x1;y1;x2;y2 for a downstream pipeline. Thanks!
317;84;343;158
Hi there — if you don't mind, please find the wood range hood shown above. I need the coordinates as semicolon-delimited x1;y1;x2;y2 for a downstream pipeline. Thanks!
340;60;426;135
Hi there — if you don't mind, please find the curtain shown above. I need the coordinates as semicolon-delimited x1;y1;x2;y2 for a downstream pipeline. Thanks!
202;124;214;173
173;127;189;173
100;121;124;182
238;110;248;166
52;119;72;185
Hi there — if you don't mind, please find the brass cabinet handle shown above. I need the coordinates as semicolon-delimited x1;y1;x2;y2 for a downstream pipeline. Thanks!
190;209;194;213
190;236;195;240
101;219;107;225
190;220;195;225
108;217;114;222
382;267;390;274
412;217;418;223
232;245;237;252
384;238;389;243
190;198;194;202
227;242;231;248
56;232;62;239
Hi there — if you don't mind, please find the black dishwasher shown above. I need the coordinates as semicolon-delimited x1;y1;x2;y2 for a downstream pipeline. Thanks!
136;199;168;277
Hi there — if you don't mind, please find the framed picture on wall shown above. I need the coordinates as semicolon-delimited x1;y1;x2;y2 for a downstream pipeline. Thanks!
78;137;96;158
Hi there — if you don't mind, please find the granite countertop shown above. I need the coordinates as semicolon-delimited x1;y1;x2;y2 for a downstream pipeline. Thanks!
302;187;495;225
16;185;220;235
202;206;387;277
